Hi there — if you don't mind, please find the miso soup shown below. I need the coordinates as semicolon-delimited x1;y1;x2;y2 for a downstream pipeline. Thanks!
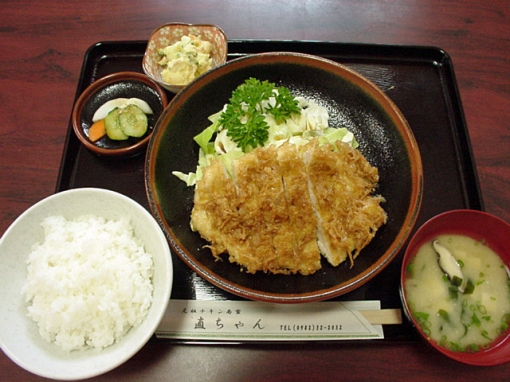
404;234;510;352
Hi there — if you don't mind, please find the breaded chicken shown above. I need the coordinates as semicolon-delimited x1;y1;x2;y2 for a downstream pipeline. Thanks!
231;144;296;274
191;138;386;275
190;159;239;257
192;143;322;275
302;139;387;267
276;143;321;274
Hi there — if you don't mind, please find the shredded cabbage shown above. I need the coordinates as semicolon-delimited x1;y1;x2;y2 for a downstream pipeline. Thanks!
172;95;358;186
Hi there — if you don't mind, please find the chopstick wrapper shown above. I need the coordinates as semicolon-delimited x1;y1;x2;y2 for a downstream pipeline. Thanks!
156;300;401;341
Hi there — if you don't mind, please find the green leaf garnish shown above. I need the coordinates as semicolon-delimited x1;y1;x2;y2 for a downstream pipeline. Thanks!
438;309;450;322
413;311;430;323
406;262;414;276
451;275;463;287
220;78;301;152
265;85;302;124
471;313;481;327
463;279;475;294
481;330;492;341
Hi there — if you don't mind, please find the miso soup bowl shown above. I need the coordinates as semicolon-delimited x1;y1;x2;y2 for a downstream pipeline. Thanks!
400;209;510;366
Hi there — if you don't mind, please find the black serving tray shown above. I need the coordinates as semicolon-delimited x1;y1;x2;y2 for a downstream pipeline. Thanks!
57;40;483;342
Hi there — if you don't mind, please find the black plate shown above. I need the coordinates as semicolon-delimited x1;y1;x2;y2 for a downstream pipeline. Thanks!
145;52;423;303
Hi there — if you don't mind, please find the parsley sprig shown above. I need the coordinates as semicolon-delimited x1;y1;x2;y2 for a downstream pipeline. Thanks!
219;78;301;152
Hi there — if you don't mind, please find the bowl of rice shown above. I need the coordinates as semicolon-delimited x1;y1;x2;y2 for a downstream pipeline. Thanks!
0;188;173;380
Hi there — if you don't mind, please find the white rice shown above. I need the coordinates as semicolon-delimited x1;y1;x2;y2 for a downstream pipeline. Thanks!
21;214;154;352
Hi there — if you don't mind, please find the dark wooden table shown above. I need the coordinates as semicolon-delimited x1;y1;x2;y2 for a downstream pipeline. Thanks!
1;0;509;380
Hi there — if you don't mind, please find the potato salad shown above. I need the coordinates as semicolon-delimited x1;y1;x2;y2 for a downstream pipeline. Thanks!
157;34;213;85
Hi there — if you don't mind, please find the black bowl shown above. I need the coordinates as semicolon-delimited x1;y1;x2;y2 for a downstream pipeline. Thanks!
72;72;168;157
145;52;423;303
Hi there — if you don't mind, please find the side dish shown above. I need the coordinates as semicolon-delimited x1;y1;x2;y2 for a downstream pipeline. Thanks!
404;234;510;352
21;214;154;351
88;98;154;142
174;78;386;275
157;34;214;86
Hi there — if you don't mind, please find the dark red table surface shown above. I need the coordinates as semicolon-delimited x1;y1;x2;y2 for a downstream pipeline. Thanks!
1;1;509;380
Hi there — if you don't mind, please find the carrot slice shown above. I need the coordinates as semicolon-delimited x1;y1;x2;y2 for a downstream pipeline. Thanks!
88;119;106;142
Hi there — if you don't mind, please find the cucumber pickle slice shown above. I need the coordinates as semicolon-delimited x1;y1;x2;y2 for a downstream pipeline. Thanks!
104;108;129;140
118;104;148;138
104;104;148;140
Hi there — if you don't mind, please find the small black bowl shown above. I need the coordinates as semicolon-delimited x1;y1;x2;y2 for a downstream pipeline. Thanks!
72;71;168;157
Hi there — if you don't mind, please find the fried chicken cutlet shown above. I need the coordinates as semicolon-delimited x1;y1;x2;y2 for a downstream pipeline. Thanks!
191;138;386;275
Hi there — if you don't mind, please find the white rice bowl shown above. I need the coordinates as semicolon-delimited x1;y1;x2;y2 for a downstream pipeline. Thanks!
0;188;173;380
